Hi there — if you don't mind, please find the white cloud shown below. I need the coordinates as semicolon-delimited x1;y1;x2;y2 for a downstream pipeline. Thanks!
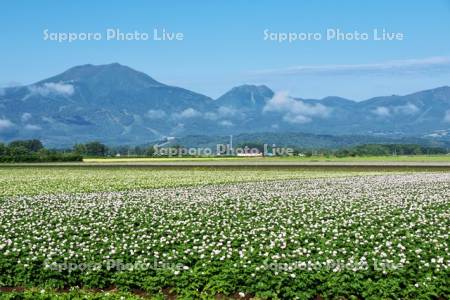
217;106;242;118
21;112;32;122
24;124;42;131
372;106;391;117
444;110;450;123
372;103;419;117
204;112;218;121
263;91;330;124
146;109;167;119
172;108;202;119
168;106;244;122
393;103;419;115
42;116;55;123
0;118;14;131
28;82;74;97
282;114;311;124
254;56;450;76
204;106;244;121
219;120;234;127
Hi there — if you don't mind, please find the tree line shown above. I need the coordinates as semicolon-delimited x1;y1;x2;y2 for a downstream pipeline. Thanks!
73;141;155;157
332;144;447;157
231;142;448;157
1;140;447;162
0;140;82;162
74;141;448;157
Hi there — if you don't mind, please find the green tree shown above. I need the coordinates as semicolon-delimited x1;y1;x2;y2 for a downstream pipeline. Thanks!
9;139;43;152
0;143;7;156
8;145;31;156
73;144;87;155
84;141;108;156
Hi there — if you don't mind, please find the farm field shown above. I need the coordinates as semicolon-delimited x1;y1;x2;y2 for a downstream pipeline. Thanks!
0;166;424;198
84;155;450;163
0;167;449;299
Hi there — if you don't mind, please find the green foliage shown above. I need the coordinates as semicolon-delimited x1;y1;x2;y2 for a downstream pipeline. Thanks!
0;173;448;299
0;167;379;197
74;141;108;157
0;140;82;163
0;289;144;299
292;143;448;158
8;139;44;153
334;144;447;157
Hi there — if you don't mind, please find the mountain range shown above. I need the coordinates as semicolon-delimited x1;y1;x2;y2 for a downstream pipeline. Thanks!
0;63;449;147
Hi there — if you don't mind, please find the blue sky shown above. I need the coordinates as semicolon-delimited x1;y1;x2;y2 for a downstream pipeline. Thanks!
1;0;450;100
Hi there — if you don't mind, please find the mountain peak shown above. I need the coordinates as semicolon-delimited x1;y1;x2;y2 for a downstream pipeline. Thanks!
216;84;274;107
38;63;164;90
229;84;273;94
320;96;356;106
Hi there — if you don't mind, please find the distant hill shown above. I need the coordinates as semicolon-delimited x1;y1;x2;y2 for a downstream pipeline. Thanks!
0;63;449;147
156;132;450;150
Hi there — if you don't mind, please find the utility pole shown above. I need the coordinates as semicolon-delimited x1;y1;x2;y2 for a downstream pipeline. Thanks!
229;135;233;156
